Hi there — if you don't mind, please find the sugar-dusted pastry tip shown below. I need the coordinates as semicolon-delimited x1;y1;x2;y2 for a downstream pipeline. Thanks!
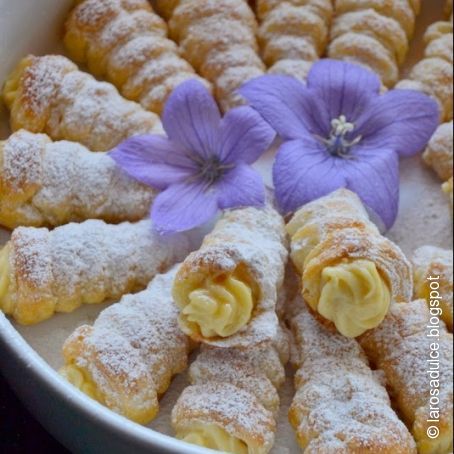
288;189;412;338
3;54;162;151
60;268;191;424
173;206;288;347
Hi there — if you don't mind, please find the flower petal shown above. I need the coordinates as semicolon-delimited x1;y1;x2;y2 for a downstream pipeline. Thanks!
151;182;219;234
217;164;266;209
109;135;197;190
162;79;221;159
355;89;439;157
239;75;326;139
306;59;381;126
272;138;347;214
218;106;276;165
347;147;400;230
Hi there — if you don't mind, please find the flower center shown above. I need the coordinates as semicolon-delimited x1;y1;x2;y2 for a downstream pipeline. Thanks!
318;115;362;158
195;156;234;188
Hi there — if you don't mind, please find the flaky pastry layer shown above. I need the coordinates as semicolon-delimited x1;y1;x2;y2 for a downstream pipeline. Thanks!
64;0;209;115
173;206;288;347
2;55;161;151
287;189;412;337
60;268;190;424
0;130;155;229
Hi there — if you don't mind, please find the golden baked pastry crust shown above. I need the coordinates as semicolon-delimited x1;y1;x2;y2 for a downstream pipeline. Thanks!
173;206;288;347
172;325;289;454
256;0;333;79
396;17;453;122
328;0;420;86
0;130;155;229
60;268;191;425
64;0;210;115
287;189;412;338
359;300;453;454
288;300;417;453
412;245;453;331
164;0;265;111
0;220;191;325
2;55;161;151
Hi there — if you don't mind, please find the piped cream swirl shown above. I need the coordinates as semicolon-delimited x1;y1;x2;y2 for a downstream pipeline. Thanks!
178;273;254;339
316;259;391;338
177;423;248;454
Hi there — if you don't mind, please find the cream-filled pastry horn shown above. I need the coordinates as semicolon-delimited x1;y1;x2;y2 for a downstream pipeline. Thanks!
173;205;288;346
396;8;453;122
2;55;162;151
64;0;210;115
288;298;417;453
171;323;289;454
328;0;421;87
60;267;191;424
256;0;333;80
0;130;155;229
359;299;453;454
0;220;193;325
286;188;412;338
161;0;265;111
412;246;453;332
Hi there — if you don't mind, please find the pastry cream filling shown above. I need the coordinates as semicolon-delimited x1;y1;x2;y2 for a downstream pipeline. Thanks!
0;244;13;314
414;427;453;454
179;273;254;338
177;423;248;454
59;364;101;402
317;260;391;338
2;56;31;109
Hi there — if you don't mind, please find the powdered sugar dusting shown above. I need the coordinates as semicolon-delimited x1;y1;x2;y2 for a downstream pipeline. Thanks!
172;382;276;451
288;302;416;452
167;0;264;111
0;129;155;227
65;0;208;114
8;220;193;320
62;267;191;419
359;300;453;442
10;55;162;151
175;205;288;347
256;0;332;78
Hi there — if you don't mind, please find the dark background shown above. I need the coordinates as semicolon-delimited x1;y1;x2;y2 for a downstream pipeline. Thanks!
0;371;69;454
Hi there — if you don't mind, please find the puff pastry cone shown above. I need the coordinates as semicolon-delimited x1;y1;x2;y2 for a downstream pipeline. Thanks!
171;322;290;454
0;219;193;325
255;0;334;80
396;8;453;122
423;121;453;182
2;54;162;151
59;267;191;424
421;121;453;210
412;246;453;332
286;188;413;338
172;205;288;347
64;0;209;115
328;0;421;87
288;299;417;453
162;0;266;111
359;299;453;454
0;129;155;229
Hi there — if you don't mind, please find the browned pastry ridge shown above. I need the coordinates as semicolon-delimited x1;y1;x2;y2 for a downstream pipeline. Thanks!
2;54;162;151
65;0;210;115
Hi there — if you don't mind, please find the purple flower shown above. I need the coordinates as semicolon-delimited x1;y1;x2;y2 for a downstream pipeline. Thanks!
110;80;275;234
240;59;439;229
